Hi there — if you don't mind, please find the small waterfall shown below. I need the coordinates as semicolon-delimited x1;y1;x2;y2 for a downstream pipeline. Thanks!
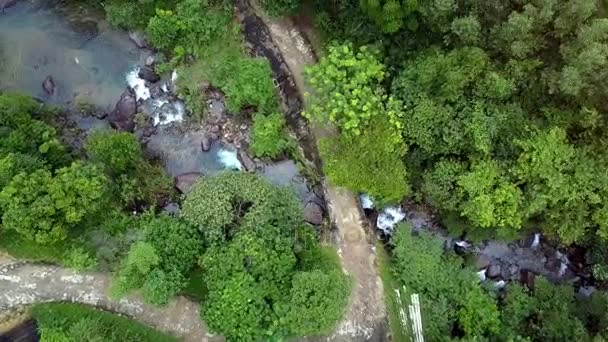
531;233;540;248
217;149;242;170
126;67;150;100
360;194;374;209
477;270;487;281
377;207;406;234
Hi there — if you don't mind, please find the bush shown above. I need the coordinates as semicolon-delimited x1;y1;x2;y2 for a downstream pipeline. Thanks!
260;0;301;17
146;9;183;50
250;112;290;159
0;152;46;189
63;247;97;271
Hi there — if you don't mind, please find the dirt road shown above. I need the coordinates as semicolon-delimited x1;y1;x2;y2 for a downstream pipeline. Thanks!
0;262;219;342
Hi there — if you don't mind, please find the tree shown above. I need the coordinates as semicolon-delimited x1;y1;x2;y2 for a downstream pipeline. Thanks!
86;130;142;174
285;269;350;336
0;152;45;189
0;162;108;244
320;118;409;203
181;172;302;245
360;0;418;33
305;43;391;135
112;215;202;305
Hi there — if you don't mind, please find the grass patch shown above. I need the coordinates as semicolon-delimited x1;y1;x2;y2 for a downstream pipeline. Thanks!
377;241;409;342
31;302;177;342
0;228;98;270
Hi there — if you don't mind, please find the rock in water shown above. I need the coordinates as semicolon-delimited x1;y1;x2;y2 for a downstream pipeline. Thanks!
201;134;211;152
42;76;55;95
145;55;155;67
128;31;149;49
476;255;491;269
109;87;137;131
175;172;203;194
486;264;502;279
138;66;161;83
304;202;323;225
238;150;256;172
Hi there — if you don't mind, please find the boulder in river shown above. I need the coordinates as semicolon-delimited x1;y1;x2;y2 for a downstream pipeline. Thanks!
486;264;502;279
138;66;160;83
304;202;323;225
109;87;137;132
201;134;212;152
175;172;203;194
520;270;536;289
476;255;491;269
42;76;55;95
238;150;256;172
128;31;149;49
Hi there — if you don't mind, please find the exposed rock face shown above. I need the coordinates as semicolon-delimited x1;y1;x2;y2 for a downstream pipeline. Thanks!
109;87;137;131
138;66;160;83
128;31;149;49
42;75;55;95
304;202;323;225
175;172;203;194
237;150;256;172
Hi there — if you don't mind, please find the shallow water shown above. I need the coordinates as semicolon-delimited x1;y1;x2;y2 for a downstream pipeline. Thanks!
0;1;141;109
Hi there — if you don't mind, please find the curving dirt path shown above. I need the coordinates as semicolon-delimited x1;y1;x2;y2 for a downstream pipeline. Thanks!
248;2;388;341
0;261;221;342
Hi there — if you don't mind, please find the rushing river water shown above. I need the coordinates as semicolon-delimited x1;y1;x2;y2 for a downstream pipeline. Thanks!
0;1;141;109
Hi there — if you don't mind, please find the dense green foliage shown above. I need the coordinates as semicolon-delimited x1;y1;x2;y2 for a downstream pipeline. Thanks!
260;0;301;17
389;225;608;340
85;130;174;208
305;43;408;203
32;303;177;342
181;172;302;245
180;172;349;340
302;0;608;247
86;130;142;174
250;112;290;159
0;162;108;244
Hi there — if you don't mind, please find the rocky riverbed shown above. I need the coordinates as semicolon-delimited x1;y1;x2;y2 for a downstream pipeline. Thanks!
363;197;596;296
0;0;325;224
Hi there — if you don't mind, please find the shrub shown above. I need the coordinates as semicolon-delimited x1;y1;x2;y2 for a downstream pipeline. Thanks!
146;9;183;50
64;247;98;271
32;303;177;342
260;0;301;17
250;112;290;159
